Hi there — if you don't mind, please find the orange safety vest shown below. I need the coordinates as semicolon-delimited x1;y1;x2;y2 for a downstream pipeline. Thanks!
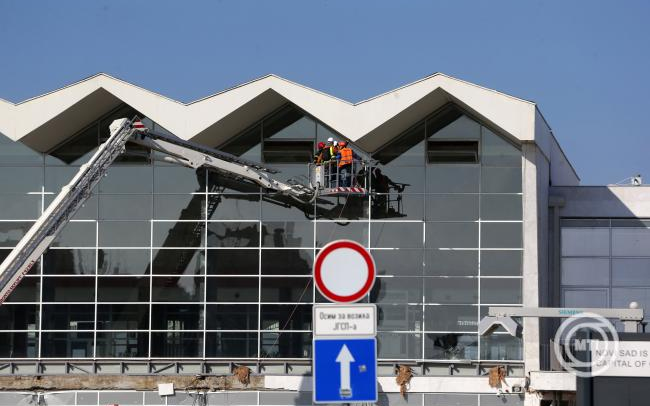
338;147;353;167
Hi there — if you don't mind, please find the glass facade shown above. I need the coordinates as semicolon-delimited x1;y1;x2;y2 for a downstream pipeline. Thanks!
561;218;650;327
0;103;523;361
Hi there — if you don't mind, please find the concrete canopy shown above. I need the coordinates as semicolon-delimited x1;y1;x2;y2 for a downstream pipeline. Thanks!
0;72;577;182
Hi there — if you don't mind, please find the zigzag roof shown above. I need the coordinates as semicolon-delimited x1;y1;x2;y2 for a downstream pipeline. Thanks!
0;72;577;182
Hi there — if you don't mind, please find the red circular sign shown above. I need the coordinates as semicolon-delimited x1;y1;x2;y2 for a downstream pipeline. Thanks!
314;240;376;303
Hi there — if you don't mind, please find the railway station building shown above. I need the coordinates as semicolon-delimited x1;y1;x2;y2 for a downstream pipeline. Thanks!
0;73;648;405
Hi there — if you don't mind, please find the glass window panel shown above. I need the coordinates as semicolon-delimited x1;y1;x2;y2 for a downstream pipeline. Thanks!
261;277;312;303
206;304;258;330
46;123;98;165
377;332;421;359
613;259;650;287
76;393;99;406
207;222;259;247
151;304;203;330
41;304;94;330
316;222;368;247
373;249;423;276
561;228;610;257
481;223;522;249
0;166;42;193
96;332;149;358
97;304;149;330
0;304;38;330
0;221;33;247
43;249;95;275
0;135;42;165
0;194;41;219
426;194;479;221
261;332;311;358
428;114;479;140
98;277;150;302
425;333;478;360
373;123;425;166
263;140;314;163
425;305;477;332
370;277;423;304
261;249;312;275
0;332;38;358
480;278;522;304
262;195;311;220
52;221;96;247
481;128;521;167
153;221;205;248
98;249;150;275
207;249;258;275
371;193;423;221
219;125;262;162
261;304;311;331
264;106;314;140
206;332;257;358
372;166;425;194
425;250;477;276
481;250;522;276
481;194;522;221
371;222;423;249
426;165;479;193
99;221;150;247
99;166;153;193
41;332;93;358
98;194;152;220
207;277;259;302
316;196;369;221
262;222;314;247
152;277;204;302
42;277;95;302
0;249;40;275
481;167;522;193
480;335;522;360
208;194;260;220
612;227;650;256
563;289;608;308
154;194;206;221
426;222;478;249
425;277;478;304
427;141;479;164
4;277;39;302
561;258;609;286
152;249;204;275
151;332;203;357
377;304;423;331
154;167;206;193
45;166;78;192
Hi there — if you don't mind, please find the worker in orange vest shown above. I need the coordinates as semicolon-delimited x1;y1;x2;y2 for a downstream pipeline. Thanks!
336;141;357;187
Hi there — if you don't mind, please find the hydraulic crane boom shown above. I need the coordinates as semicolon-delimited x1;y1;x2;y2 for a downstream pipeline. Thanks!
0;117;315;304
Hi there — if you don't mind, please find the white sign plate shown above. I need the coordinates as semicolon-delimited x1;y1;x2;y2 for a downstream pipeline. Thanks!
591;340;650;377
313;304;376;336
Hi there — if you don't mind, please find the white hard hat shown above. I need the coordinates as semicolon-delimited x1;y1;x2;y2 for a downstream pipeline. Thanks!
327;137;334;142
333;141;338;146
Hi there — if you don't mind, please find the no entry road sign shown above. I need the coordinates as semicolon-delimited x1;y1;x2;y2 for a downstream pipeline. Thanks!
314;240;376;303
313;337;378;404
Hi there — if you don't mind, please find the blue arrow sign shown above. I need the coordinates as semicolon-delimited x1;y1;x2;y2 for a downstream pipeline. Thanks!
313;337;377;404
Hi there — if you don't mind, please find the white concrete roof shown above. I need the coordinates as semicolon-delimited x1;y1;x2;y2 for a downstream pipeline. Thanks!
0;72;578;181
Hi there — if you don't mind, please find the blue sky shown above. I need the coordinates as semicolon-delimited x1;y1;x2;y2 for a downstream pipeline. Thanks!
1;0;648;184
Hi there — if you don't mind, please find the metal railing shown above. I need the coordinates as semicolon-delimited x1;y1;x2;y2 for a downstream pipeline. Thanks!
309;159;368;190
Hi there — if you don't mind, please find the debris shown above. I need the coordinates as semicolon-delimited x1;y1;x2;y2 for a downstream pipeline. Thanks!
395;365;413;397
488;366;507;388
233;365;251;386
